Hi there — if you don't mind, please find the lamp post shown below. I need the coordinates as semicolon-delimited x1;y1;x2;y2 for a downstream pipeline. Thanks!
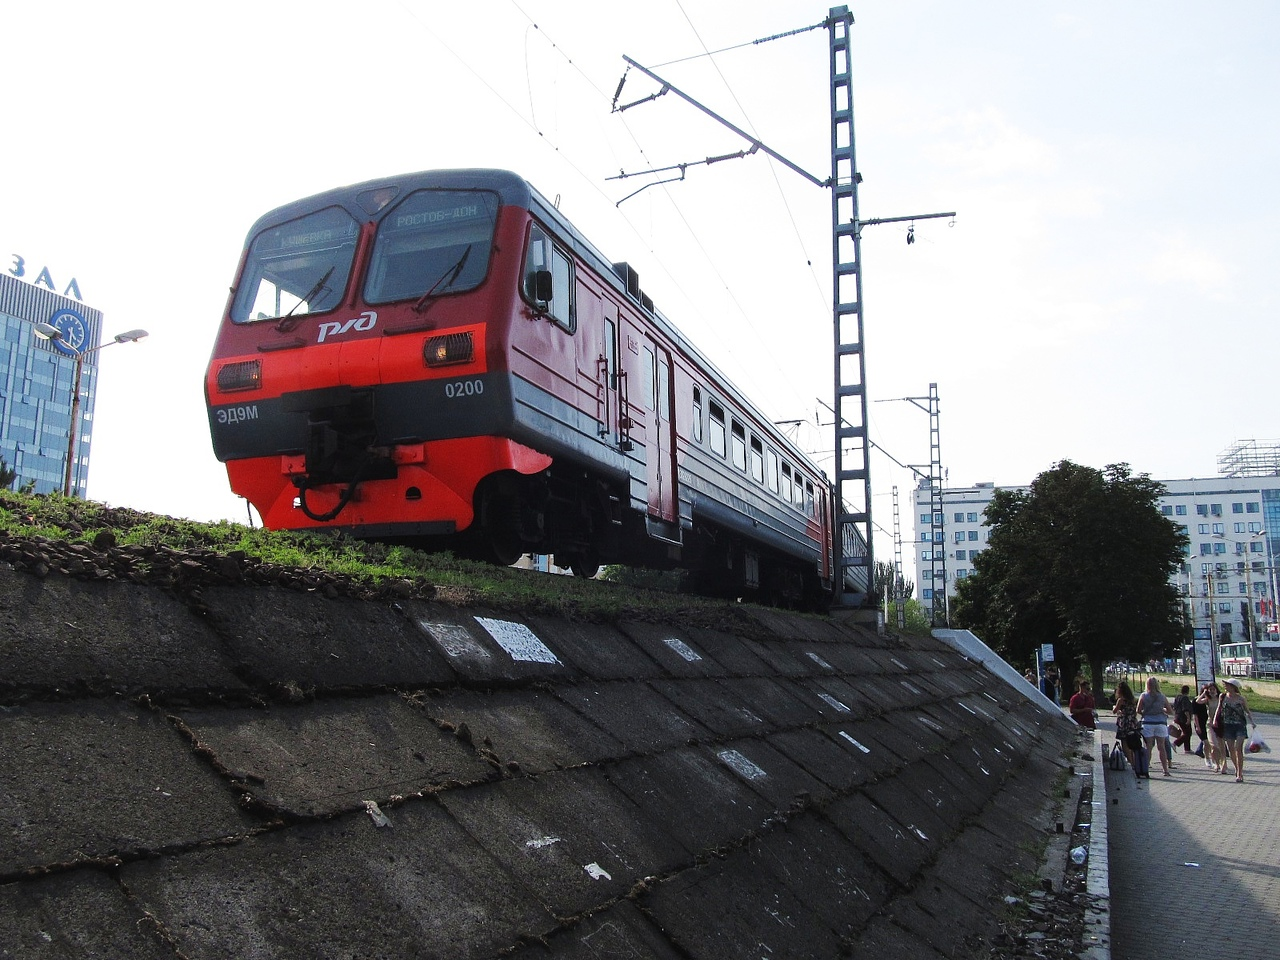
32;323;148;497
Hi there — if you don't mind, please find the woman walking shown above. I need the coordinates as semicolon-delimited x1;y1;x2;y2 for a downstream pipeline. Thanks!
1196;681;1226;773
1214;678;1255;783
1137;677;1173;777
1113;681;1145;778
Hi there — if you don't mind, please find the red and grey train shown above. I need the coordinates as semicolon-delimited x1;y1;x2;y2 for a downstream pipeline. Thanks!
204;169;865;606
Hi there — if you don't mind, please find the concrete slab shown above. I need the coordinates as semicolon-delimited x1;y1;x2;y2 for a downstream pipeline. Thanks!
642;852;837;960
438;768;686;918
714;676;827;729
120;801;555;959
525;616;661;679
506;900;684;959
0;701;254;875
0;868;174;959
551;681;702;755
822;790;932;889
0;569;243;696
413;687;625;773
175;695;496;817
683;625;778;676
648;678;766;739
638;813;895;960
202;585;455;689
614;621;721;678
605;747;775;856
764;726;874;795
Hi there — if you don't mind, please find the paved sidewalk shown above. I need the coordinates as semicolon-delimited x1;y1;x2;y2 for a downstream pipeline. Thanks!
1105;712;1280;959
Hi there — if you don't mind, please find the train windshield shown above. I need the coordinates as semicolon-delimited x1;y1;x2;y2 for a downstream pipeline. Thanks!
364;189;497;305
231;206;359;323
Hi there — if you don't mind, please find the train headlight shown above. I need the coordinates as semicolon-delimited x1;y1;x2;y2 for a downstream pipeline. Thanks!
424;332;473;367
217;359;262;392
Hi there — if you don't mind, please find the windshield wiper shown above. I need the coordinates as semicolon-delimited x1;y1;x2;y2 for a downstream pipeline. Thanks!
276;266;335;332
413;245;472;313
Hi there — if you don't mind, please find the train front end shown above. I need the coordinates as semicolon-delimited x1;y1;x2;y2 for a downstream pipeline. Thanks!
204;170;551;544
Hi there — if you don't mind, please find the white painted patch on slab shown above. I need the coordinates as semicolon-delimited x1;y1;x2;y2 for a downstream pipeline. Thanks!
475;617;560;664
584;862;612;881
890;657;909;670
718;749;767;780
805;651;833;670
663;637;702;662
419;621;491;661
839;731;871;754
818;692;851;713
899;680;924;695
526;836;562;850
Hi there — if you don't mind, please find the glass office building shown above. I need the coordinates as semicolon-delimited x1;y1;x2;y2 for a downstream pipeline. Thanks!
0;272;104;495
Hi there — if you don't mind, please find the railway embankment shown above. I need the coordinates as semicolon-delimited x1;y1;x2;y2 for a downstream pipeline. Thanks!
0;528;1086;958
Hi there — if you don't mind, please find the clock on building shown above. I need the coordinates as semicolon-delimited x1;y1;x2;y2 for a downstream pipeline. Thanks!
47;308;88;355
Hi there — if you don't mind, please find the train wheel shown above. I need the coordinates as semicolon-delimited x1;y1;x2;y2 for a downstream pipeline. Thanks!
473;483;523;566
568;554;600;579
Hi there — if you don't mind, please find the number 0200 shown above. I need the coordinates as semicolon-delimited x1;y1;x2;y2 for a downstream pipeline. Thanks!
444;379;484;398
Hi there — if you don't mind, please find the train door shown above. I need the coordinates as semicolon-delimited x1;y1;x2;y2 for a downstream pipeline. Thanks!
643;337;678;523
599;307;621;445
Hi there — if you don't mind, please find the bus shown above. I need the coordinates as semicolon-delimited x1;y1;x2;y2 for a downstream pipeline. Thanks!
1217;640;1280;677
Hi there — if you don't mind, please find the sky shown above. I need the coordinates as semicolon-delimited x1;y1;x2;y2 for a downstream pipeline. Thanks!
3;1;1278;562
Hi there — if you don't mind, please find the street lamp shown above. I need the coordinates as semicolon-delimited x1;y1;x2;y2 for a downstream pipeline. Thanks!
32;323;148;497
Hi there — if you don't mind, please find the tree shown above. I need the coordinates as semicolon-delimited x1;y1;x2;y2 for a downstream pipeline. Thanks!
874;560;929;634
0;457;16;490
952;461;1187;694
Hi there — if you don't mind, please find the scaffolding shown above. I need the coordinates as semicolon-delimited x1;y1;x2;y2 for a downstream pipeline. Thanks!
1218;440;1280;478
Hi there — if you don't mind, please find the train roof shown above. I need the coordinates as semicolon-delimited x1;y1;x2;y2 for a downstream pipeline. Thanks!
243;169;827;483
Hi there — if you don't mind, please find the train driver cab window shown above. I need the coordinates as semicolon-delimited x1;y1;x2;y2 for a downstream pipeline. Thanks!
692;386;703;443
365;189;497;306
523;224;575;331
232;206;359;322
730;421;747;472
709;400;726;457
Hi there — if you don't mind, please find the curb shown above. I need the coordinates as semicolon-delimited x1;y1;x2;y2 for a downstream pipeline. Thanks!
1082;726;1111;960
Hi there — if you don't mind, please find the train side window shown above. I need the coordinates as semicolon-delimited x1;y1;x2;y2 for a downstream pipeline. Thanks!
781;462;793;505
604;318;618;389
766;449;779;493
692;386;703;443
523;224;576;332
730;421;747;472
749;436;764;484
709;400;726;457
643;346;656;410
794;474;805;509
804;480;815;516
657;356;670;421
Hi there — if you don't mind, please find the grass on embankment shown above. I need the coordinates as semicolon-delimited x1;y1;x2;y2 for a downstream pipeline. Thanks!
0;490;781;631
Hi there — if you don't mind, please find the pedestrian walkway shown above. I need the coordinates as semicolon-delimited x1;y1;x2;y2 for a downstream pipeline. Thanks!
1105;711;1280;959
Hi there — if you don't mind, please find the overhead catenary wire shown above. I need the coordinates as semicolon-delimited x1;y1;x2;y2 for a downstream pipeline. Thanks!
399;0;831;421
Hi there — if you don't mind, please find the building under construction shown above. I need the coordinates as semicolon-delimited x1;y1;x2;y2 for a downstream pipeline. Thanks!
1219;440;1280;478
